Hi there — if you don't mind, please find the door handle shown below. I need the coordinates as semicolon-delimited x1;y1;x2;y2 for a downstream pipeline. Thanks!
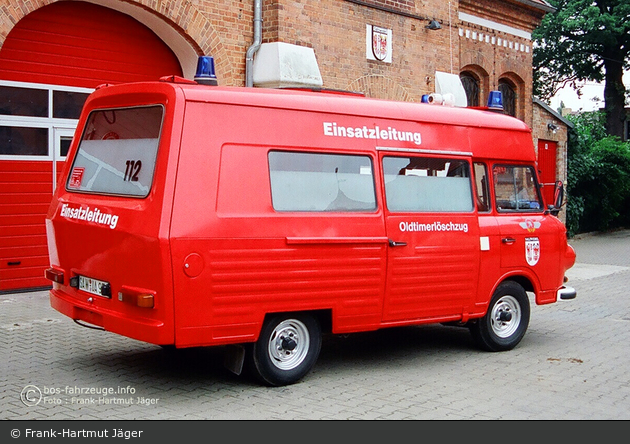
502;237;516;244
388;239;407;247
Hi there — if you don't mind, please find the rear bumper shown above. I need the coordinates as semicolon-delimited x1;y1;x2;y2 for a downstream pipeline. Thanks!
557;285;577;301
50;288;173;345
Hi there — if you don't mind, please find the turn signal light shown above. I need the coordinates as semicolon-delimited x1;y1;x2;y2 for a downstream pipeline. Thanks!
136;294;154;308
118;286;155;309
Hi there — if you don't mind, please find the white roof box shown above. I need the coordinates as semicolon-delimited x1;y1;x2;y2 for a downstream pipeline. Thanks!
434;71;468;107
253;42;323;89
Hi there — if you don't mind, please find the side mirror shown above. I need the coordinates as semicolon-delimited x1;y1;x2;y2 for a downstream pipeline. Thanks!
548;181;564;216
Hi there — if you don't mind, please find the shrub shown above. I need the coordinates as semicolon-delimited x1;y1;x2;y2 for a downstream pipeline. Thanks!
565;112;630;235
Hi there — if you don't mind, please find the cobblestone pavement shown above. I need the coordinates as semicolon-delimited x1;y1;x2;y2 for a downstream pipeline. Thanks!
1;230;629;420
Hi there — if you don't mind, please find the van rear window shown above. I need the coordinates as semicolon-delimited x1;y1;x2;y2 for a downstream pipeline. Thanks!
67;105;163;197
269;151;376;212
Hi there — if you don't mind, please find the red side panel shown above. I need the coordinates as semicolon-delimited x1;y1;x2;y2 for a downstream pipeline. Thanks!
0;2;182;88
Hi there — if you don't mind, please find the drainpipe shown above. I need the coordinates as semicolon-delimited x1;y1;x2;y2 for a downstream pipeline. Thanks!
245;0;263;87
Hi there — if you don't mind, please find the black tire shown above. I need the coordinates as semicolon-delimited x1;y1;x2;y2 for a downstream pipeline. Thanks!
470;281;530;352
249;313;322;387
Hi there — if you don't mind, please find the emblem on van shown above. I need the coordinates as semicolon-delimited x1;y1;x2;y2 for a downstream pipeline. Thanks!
519;220;541;233
525;237;540;266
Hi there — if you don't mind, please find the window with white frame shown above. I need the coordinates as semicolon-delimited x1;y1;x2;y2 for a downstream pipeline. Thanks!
0;81;93;160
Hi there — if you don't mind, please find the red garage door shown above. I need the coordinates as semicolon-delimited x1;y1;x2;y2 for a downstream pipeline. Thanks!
0;1;182;87
0;2;182;293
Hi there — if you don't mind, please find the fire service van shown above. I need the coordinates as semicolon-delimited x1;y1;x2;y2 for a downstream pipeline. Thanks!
45;65;576;386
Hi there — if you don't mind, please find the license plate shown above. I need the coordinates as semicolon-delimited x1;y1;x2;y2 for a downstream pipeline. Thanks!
78;276;111;298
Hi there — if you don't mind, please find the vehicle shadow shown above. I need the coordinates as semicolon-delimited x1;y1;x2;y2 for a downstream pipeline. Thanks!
54;323;476;388
318;324;475;366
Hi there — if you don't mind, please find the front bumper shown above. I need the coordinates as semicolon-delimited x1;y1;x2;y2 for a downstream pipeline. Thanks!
557;285;577;301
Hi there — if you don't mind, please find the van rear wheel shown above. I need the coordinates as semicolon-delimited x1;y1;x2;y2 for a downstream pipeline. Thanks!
470;281;530;352
249;313;321;386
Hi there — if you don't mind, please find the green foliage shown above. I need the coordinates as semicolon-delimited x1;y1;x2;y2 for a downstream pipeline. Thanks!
533;0;630;137
565;111;630;235
533;0;630;100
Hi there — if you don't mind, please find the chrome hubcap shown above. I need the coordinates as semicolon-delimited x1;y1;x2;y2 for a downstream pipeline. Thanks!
268;319;310;370
490;295;521;338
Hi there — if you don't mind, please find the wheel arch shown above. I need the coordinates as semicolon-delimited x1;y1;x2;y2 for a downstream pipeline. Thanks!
473;272;537;319
261;309;333;335
494;268;541;297
503;274;535;294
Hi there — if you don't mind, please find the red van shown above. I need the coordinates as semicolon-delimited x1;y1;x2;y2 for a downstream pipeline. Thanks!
45;72;576;386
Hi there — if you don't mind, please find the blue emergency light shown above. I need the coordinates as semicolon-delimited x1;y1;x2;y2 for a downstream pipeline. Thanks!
194;56;218;86
487;90;503;110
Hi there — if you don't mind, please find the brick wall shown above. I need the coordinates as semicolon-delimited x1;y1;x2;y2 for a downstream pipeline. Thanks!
259;0;545;127
458;0;546;126
0;0;549;121
260;0;456;97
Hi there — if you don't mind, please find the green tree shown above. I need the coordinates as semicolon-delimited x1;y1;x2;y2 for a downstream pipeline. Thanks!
533;0;630;138
565;111;630;235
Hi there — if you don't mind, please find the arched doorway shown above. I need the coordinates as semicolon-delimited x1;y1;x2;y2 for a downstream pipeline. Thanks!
0;1;182;87
0;1;183;293
498;79;517;117
460;72;480;107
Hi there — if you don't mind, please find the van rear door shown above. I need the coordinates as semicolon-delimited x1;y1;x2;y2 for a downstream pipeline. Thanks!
380;153;480;322
47;93;179;345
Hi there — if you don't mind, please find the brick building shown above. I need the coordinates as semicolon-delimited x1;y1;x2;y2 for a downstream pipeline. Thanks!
0;0;559;292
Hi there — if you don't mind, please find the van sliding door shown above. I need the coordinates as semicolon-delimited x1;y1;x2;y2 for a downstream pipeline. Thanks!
381;153;480;322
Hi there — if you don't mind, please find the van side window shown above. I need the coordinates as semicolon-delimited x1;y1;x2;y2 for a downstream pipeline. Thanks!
493;165;542;211
268;151;376;212
473;162;491;212
383;156;473;212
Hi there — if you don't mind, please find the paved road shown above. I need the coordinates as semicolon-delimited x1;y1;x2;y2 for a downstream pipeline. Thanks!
1;230;629;420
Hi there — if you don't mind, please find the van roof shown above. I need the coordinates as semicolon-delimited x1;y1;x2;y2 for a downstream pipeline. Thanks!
176;83;532;133
91;80;531;134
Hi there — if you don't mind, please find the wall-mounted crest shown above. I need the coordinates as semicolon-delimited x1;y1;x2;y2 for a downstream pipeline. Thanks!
366;25;392;63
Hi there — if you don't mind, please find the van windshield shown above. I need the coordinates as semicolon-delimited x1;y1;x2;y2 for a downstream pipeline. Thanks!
67;105;164;197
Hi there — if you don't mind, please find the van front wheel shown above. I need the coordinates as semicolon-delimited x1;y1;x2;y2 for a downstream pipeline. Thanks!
470;281;530;352
249;313;321;386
